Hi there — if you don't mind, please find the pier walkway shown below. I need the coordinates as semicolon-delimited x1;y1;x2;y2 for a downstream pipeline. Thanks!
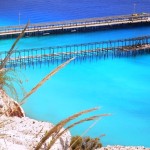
0;35;150;67
0;13;150;38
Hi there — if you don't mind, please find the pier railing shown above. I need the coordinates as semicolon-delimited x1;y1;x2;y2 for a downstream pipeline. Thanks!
0;13;150;38
0;35;150;67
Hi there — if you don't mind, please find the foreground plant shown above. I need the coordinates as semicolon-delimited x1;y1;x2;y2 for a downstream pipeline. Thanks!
0;22;29;101
35;107;109;150
0;23;29;70
71;136;102;150
19;57;75;105
0;69;26;101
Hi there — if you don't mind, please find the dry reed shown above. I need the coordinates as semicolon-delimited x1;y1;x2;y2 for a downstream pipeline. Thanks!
47;114;109;150
34;107;99;150
19;57;75;105
0;22;29;69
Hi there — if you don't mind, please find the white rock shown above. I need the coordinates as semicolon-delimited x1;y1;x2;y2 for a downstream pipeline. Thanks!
0;116;71;150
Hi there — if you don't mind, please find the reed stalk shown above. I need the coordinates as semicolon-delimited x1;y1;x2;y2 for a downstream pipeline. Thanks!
47;114;109;150
34;107;99;150
0;22;29;69
19;57;75;105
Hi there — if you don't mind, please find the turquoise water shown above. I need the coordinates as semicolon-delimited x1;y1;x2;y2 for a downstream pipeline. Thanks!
0;26;150;147
21;54;150;147
0;0;150;147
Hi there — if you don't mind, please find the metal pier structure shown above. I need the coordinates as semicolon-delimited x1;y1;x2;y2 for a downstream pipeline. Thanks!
0;13;150;39
0;35;150;68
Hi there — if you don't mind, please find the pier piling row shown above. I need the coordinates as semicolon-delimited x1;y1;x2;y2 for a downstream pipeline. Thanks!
0;13;150;38
0;35;150;68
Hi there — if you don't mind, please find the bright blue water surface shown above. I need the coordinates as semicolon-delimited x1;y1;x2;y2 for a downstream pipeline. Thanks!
0;0;150;147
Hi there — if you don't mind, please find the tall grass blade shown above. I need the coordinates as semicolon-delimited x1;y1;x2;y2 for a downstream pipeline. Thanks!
34;107;99;150
0;22;29;69
47;114;109;150
20;57;74;105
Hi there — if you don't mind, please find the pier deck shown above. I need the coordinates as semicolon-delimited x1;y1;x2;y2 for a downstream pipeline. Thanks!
0;13;150;38
0;35;150;67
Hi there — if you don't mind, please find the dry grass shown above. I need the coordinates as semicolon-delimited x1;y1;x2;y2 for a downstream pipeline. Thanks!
0;69;26;101
70;136;102;150
69;118;101;149
34;107;98;150
34;107;109;150
0;22;28;100
19;57;75;105
47;114;109;150
0;22;29;69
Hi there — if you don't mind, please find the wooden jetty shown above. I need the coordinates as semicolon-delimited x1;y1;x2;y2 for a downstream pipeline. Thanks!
0;13;150;38
0;35;150;68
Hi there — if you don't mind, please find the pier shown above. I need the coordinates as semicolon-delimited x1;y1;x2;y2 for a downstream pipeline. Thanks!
0;35;150;68
0;13;150;38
